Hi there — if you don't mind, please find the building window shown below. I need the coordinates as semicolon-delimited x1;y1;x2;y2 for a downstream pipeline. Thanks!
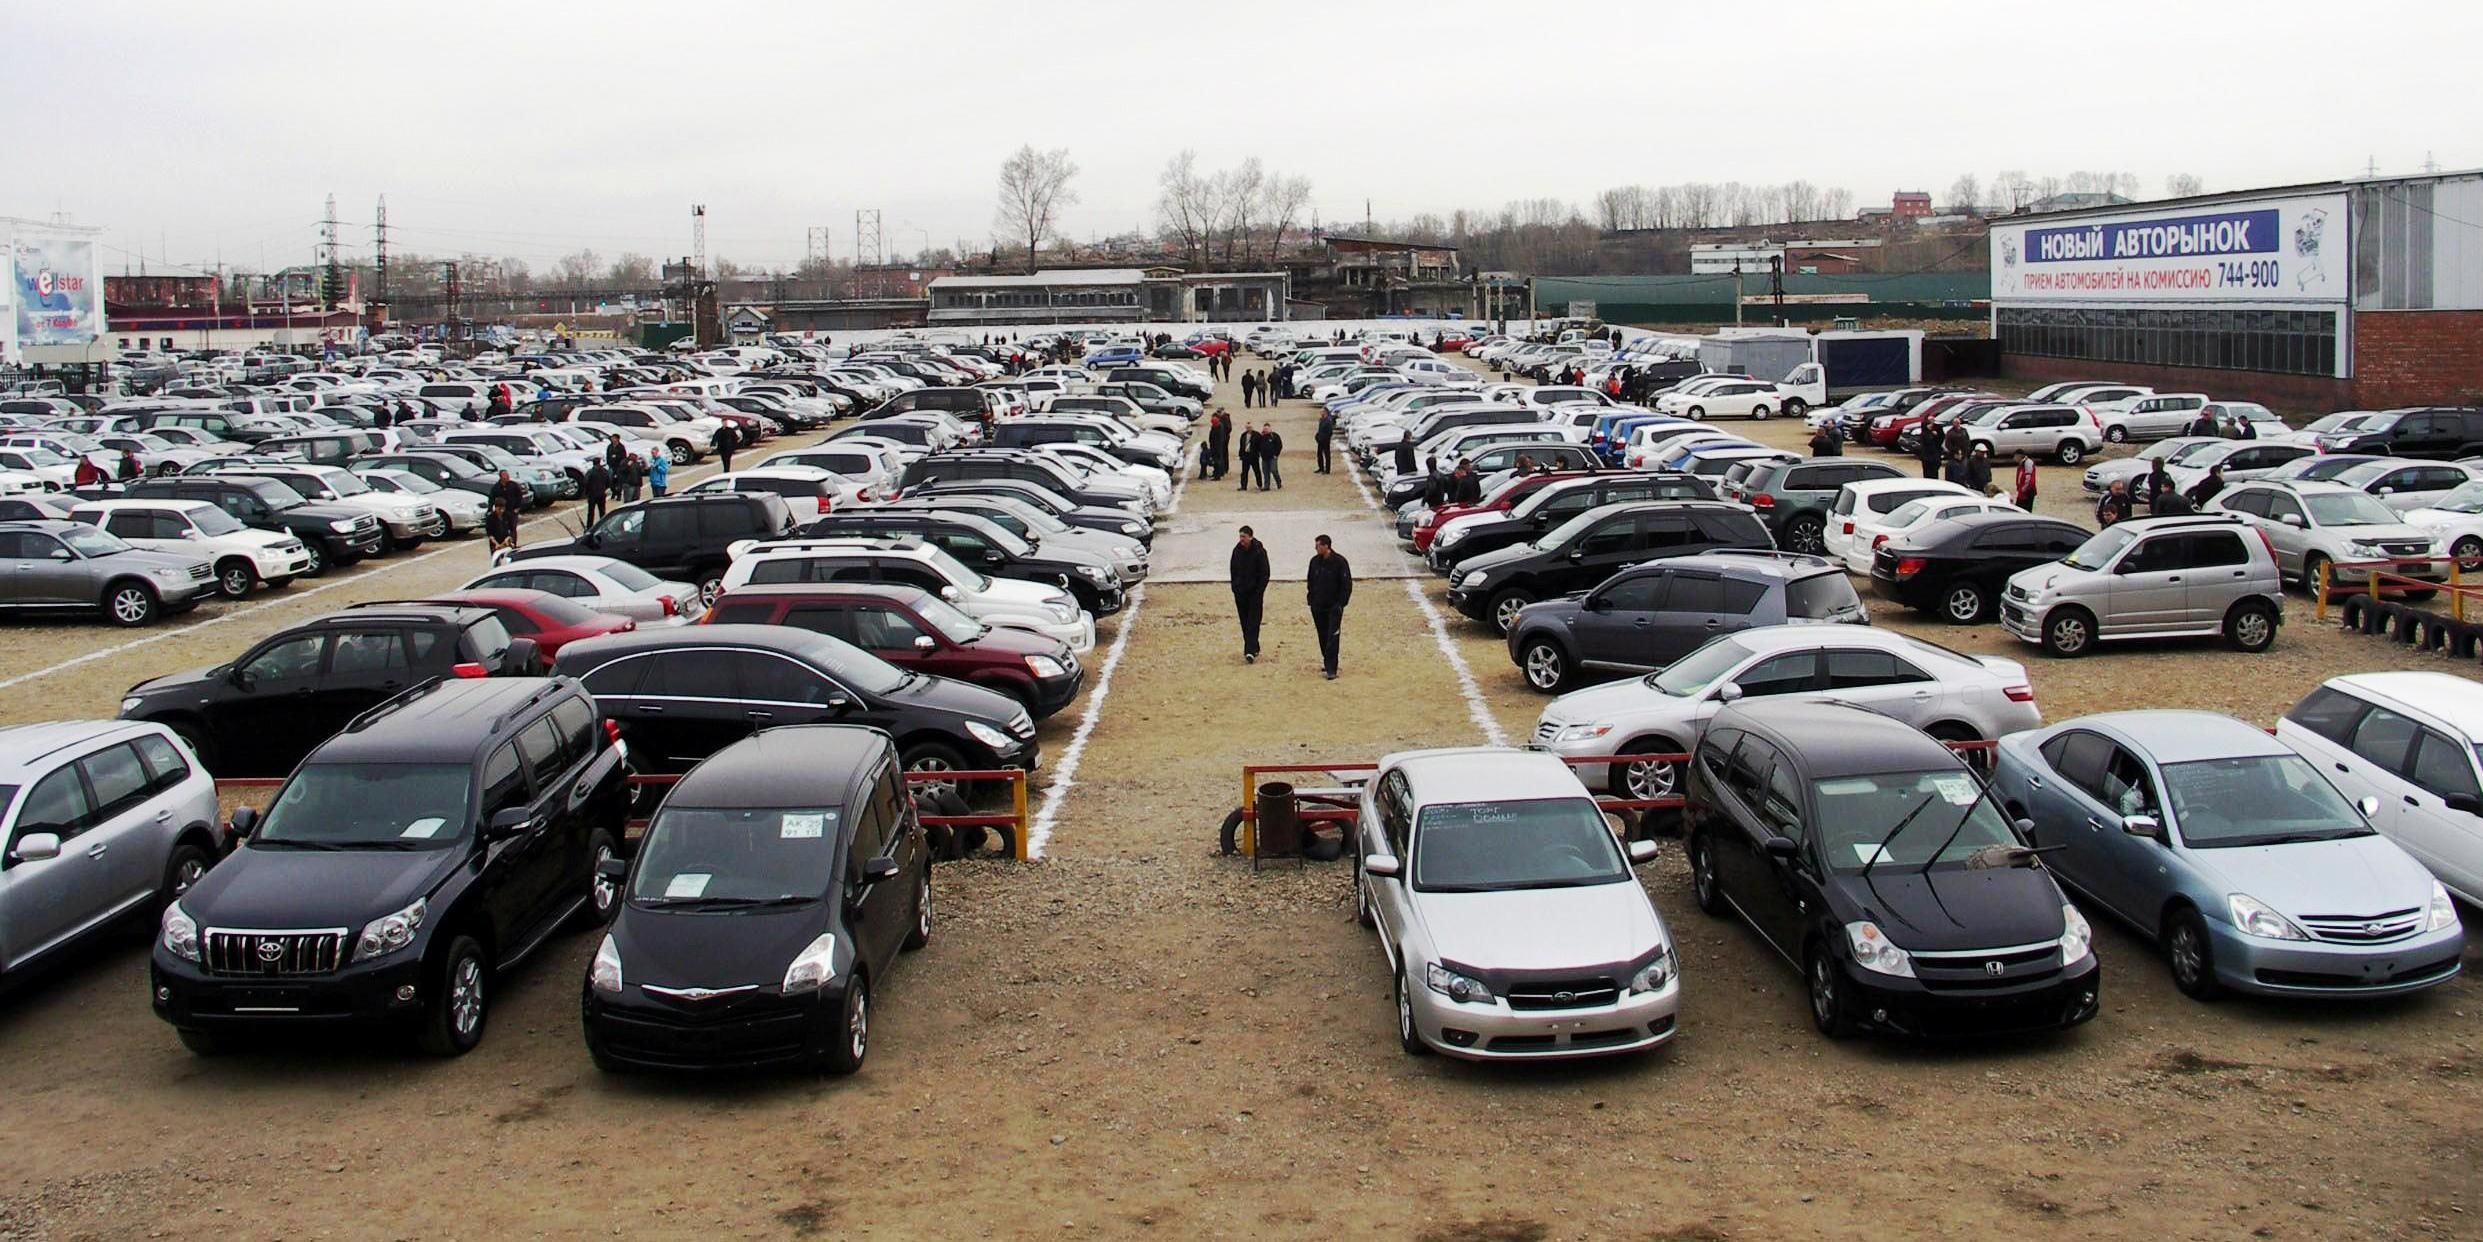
1995;306;2339;378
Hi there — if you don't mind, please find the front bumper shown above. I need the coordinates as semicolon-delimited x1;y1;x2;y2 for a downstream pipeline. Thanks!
251;547;315;578
999;613;1095;654
1838;954;2101;1038
1410;974;1680;1061
1998;597;2044;644
583;981;842;1071
2215;922;2463;997
1444;585;1498;624
152;947;429;1032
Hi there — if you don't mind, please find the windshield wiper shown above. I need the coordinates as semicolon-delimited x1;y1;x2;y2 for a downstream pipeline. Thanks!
1921;780;2000;876
1864;794;1940;877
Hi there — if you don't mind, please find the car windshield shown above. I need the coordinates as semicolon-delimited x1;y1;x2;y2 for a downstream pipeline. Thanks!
919;545;992;592
2164;441;2224;464
1533;506;1608;550
586;559;659;591
379;470;443;494
1412;798;1629;892
190;507;246;536
2062;525;2139;571
629;806;837;905
254;764;473;847
2426;481;2483;514
319;470;371;496
17;447;69;466
914;593;988;643
1885;500;1937;527
1814;770;2020;870
2159;755;2373;847
59;525;132;556
2304;491;2399;527
1646;636;1754;696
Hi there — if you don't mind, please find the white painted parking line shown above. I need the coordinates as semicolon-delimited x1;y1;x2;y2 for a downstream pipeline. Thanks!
1342;454;1508;748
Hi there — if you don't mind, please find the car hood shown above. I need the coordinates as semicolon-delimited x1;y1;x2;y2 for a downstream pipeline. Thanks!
275;500;369;524
888;667;1023;720
964;623;1071;659
978;575;1078;613
1416;882;1662;973
2323;521;2439;546
1840;865;2068;951
105;547;217;574
1542;676;1679;725
611;903;828;991
1452;539;1542;578
2180;834;2437;917
185;843;460;930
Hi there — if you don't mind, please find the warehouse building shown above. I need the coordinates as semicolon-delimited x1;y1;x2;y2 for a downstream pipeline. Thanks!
1988;170;2483;410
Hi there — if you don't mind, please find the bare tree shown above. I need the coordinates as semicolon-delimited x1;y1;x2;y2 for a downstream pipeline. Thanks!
605;253;656;286
1947;174;1981;215
995;145;1079;274
1780;180;1820;223
1259;173;1312;263
1215;158;1264;266
2164;172;2204;199
1994;170;2032;212
1154;150;1211;269
1821;187;1854;220
550;249;601;290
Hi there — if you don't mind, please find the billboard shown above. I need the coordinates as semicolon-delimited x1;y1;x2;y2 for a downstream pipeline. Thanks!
12;233;104;348
1990;192;2348;304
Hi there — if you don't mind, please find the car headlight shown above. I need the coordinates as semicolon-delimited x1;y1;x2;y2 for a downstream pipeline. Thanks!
781;932;840;994
1628;948;1675;994
328;518;356;532
161;901;201;962
1844;920;1914;978
1047;601;1076;621
152;565;186;581
1119;521;1144;535
1460;570;1488;588
351;897;428;961
1438;528;1466;547
2349;541;2388;558
1547;722;1613;744
963;719;1016;751
2428;880;2459;932
121;695;144;713
1424;961;1493;1004
1025;655;1066;678
589;933;624;994
2227;893;2307;941
2058;903;2094;964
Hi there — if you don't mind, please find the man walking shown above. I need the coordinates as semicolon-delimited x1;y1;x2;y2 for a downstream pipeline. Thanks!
1913;422;1944;478
1257;421;1283;489
712;422;738;474
1306;534;1353;681
1230;524;1270;663
583;458;611;526
648;450;670;497
1240;370;1259;409
1393;429;1418;477
1208;409;1232;480
2011;450;2039;510
1314;408;1336;473
1236;422;1261;490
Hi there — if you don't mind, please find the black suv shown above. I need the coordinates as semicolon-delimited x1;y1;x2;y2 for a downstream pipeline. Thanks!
1431;473;1713;573
802;509;1126;615
2323;407;2483;460
900;450;1150;515
504;493;798;607
907;478;1154;545
1682;699;2101;1040
1505;551;1864;692
552;624;1038;787
582;725;931;1074
1736;458;1909;554
126;475;385;575
119;605;542;776
153;676;628;1056
1447;500;1774;633
1870;512;2093;624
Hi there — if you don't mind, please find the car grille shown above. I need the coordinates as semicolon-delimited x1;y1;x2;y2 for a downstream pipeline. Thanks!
2007;585;2032;602
1908;942;2062;992
347;515;380;538
2296;909;2424;944
202;928;349;976
2371;541;2431;559
2256;957;2460;990
1533;720;1563;744
1504;976;1620;1010
1008;712;1035;739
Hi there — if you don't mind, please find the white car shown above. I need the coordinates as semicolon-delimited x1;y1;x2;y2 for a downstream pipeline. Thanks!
2401;481;2483;566
758;445;906;502
71;498;311;598
1823;479;1984;573
231;463;446;547
1354;746;1677;1061
1842;494;2023;574
0;446;81;489
1958;403;2105;466
459;554;705;626
2326;458;2480;514
2160;440;2317;495
2082;437;2225;498
1036;443;1173;509
2094;393;2211;443
356;468;489;535
2278;672;2483;905
722;537;1096;652
682;467;854;520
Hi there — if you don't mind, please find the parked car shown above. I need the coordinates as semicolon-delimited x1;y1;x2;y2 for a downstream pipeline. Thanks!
1957;403;2103;465
2279;673;2483;905
500;493;799;608
2158;440;2317;495
899;450;1151;517
460;554;705;626
719;538;1093;653
207;462;446;550
1999;514;2286;657
802;508;1127;616
0;720;225;979
400;589;636;661
1428;474;1713;573
755;445;907;503
875;494;1147;581
2325;459;2480;514
0;519;216;625
581;725;930;1074
1683;700;2100;1038
153;676;628;1055
1447;501;1774;634
2402;481;2483;567
1821;479;1980;573
1531;625;2041;806
706;582;1084;719
1353;746;1676;1060
905;477;1153;544
125;475;384;575
1733;458;1909;555
351;451;516;510
2312;407;2483;461
1991;710;2463;1000
2092;393;2212;443
2081;437;2223;502
1505;551;1864;692
2205;481;2446;595
354;467;489;536
117;605;542;776
1871;512;2093;624
680;467;851;521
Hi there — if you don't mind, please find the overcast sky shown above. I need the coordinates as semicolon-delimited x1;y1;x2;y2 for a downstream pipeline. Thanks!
10;0;2480;277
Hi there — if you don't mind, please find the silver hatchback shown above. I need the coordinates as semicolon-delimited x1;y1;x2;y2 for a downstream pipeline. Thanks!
2000;515;2284;657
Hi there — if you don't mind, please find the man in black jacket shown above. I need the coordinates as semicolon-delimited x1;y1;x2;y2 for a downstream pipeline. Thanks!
2188;409;2223;438
1448;460;1483;506
1256;421;1283;489
1230;525;1270;663
1306;534;1353;680
1236;423;1261;490
1393;430;1418;475
1808;421;1843;457
582;459;610;526
1914;422;1944;478
1314;409;1336;473
712;422;738;473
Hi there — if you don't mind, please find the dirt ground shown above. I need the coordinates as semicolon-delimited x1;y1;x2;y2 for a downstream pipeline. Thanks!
1;361;2479;1241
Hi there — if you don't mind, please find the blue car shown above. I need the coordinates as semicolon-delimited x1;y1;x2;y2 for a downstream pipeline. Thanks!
1083;346;1144;368
1991;710;2463;1000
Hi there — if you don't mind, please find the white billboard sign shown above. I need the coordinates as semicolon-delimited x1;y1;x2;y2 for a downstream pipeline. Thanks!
1991;192;2348;304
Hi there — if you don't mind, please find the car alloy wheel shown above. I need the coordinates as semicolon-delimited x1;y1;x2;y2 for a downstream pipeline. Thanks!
906;749;964;801
2455;537;2483;571
217;563;254;599
1686;406;1705;420
2043;610;2092;657
302;540;327;575
2228;603;2275;652
1807;946;1853;1038
1943;582;1987;624
845;981;869;1064
1489;591;1531;635
1395;969;1430;1056
1750;404;1771;421
108;584;156;627
1521;640;1567;692
904;873;932;950
1785;517;1825;554
590;841;619;917
2057;441;2085;465
669;442;692;466
173;851;206;894
1622;755;1679;802
697;576;723;608
1689;836;1724;916
2166;909;2219;1000
450;955;485;1039
2105;425;2128;443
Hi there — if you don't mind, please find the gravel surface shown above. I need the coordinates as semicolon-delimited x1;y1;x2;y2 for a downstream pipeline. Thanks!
0;368;2477;1240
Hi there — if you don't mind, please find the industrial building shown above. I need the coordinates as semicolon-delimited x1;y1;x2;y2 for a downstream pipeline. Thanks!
1988;170;2483;410
926;267;1291;327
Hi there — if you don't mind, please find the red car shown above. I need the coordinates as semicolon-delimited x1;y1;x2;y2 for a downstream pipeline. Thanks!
1411;469;1600;552
1865;393;1992;448
1436;330;1475;352
406;588;636;661
1187;337;1233;358
703;582;1085;719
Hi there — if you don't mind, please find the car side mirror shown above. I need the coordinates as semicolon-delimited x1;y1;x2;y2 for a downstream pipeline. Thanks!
2121;814;2163;840
1627;839;1660;865
228;805;259;837
2356;794;2382;819
826;693;852;712
596;857;629;883
2279;513;2303;528
1585;595;1610;612
2013;817;2038;837
229;667;257;691
1713;682;1745;703
1762;836;1799;860
2445;793;2483;817
502;637;541;674
10;831;62;863
912;634;937;653
939;586;960;602
486;807;536;840
859;856;901;885
1362;854;1401;879
46;548;72;561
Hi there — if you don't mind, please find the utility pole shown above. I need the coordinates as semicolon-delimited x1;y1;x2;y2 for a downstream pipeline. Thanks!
1769;255;1786;327
692;204;709;280
373;195;389;305
1732;260;1745;328
318;193;342;309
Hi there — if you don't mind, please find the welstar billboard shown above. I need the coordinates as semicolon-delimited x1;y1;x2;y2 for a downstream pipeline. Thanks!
1991;192;2348;303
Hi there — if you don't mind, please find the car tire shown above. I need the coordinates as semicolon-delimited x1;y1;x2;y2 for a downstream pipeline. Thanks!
2165;906;2220;1001
157;839;214;917
1807;941;1858;1038
1354;861;1376;928
902;871;932;951
667;441;693;466
265;576;295;590
2453;536;2483;571
902;741;972;803
301;538;329;576
1487;588;1534;636
2040;606;2096;658
583;831;621;925
1688;833;1727;917
2224;599;2279;653
2056;440;2087;466
1784;515;1827;555
416;935;489;1057
2302;553;2333;597
695;573;724;609
1940;581;1989;624
166;721;216;773
821;974;869;1075
213;559;257;600
2104;425;2129;443
103;580;159;628
1783;398;1806;418
1395;967;1431;1057
1519;638;1570;692
177;1028;227;1056
1750;404;1772;421
1686;405;1705;420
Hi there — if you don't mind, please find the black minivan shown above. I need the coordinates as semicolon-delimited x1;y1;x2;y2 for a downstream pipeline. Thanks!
1446;500;1772;634
504;493;798;607
1682;699;2100;1040
153;676;629;1056
582;725;931;1073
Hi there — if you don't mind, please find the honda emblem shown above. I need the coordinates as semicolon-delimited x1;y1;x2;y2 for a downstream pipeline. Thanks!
1984;960;2004;976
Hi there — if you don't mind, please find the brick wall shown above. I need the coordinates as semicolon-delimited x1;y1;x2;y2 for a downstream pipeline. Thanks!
2352;310;2483;409
2000;353;2349;415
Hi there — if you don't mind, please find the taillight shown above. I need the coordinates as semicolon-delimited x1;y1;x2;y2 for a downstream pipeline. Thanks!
1841;520;1855;534
2003;684;2037;703
660;595;679;617
1894;557;1926;578
603;719;622;745
2252;527;2277;562
1872;534;1889;549
451;662;488;679
1751;493;1775;508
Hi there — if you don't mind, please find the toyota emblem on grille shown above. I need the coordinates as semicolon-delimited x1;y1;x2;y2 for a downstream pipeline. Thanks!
256;939;285;963
2364;921;2386;937
1552;991;1575;1004
677;988;721;1001
1984;961;2004;976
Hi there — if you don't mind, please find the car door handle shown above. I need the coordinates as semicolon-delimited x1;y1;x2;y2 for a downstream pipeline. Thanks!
746;710;773;720
2165;576;2182;583
635;704;664;714
2334;763;2350;773
2405;795;2421;807
153;808;172;822
2025;776;2045;789
85;842;108;859
2082;817;2102;831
